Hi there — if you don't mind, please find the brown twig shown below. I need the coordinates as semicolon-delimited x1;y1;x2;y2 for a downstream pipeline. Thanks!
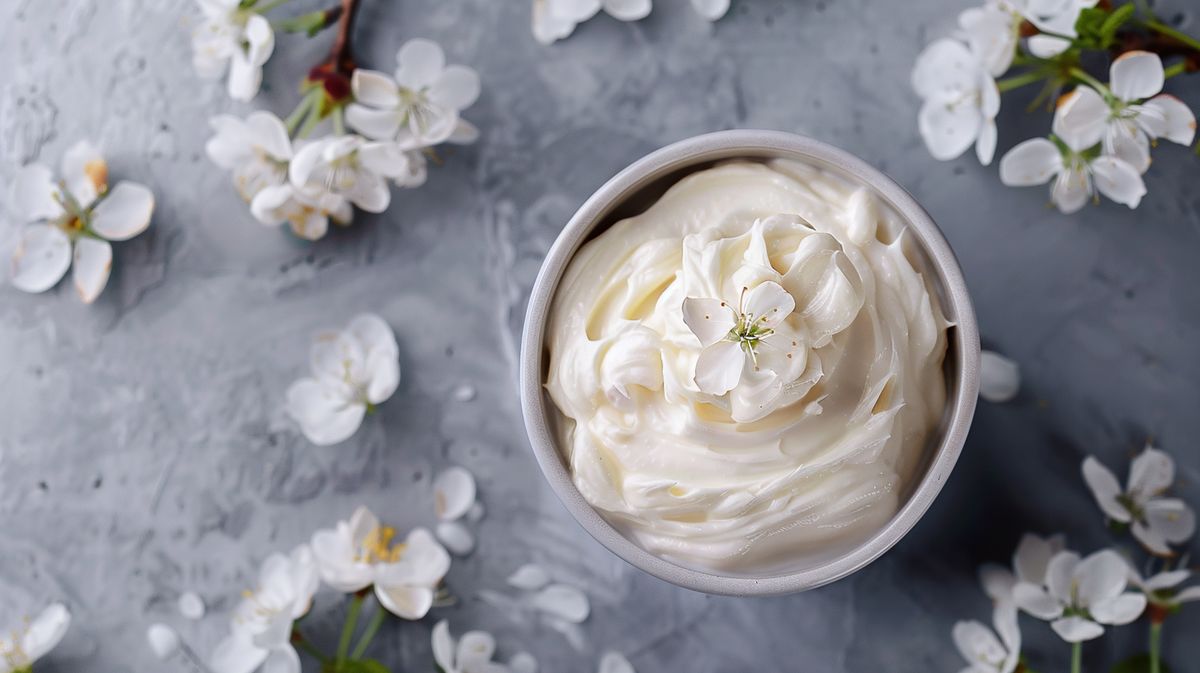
327;0;361;75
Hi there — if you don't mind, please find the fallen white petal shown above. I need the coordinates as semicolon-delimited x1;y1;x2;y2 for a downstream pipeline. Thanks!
598;651;635;673
146;623;180;660
433;466;477;521
979;350;1019;402
466;501;486;524
532;584;590;623
507;564;551;591
510;651;539;673
178;591;205;620
452;384;477;402
435;520;475;556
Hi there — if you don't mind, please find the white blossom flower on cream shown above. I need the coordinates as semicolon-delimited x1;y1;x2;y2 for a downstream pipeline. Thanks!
980;532;1066;603
346;39;481;148
999;93;1145;213
1013;549;1146;642
682;280;797;400
1126;562;1200;611
911;38;1001;164
210;545;318;673
952;603;1021;673
0;603;70;673
10;141;154;302
310;506;451;620
286;313;400;445
205;111;293;203
431;621;512;673
1082;446;1195;556
1054;52;1197;174
434;466;478;556
191;0;275;101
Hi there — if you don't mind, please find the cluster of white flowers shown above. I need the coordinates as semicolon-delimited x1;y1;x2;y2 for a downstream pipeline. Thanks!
204;38;480;240
0;604;70;673
209;505;452;673
912;1;1196;214
285;313;401;445
533;0;731;45
6;141;155;303
191;0;275;102
952;446;1198;672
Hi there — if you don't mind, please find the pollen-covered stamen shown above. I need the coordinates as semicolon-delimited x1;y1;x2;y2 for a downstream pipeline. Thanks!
1;624;31;669
355;525;407;564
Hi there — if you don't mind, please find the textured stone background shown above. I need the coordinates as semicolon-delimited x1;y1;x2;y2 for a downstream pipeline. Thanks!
2;0;1199;671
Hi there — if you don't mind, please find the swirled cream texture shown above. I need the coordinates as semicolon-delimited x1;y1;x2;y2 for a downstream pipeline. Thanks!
545;161;949;572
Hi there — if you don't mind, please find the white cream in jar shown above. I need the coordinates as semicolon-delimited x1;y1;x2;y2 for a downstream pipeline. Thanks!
545;161;949;572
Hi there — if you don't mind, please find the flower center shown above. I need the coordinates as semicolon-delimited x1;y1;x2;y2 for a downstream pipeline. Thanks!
399;88;437;133
323;155;360;193
1;628;31;670
356;525;406;564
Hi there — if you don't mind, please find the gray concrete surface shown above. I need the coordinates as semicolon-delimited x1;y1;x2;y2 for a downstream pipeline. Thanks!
1;0;1198;671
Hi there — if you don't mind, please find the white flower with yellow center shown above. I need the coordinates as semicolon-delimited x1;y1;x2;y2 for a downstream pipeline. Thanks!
1082;446;1195;556
288;135;419;218
0;604;70;673
310;506;451;620
205;111;293;203
10;141;154;303
191;0;275;102
210;545;318;673
911;38;1001;165
1014;549;1146;642
286;313;401;445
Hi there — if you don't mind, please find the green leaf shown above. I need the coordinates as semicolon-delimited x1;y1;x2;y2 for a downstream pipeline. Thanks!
1110;653;1174;673
339;660;392;673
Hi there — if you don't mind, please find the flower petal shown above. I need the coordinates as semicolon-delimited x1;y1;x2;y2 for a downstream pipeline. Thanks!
1132;521;1172;556
507;564;552;591
1014;533;1064;585
959;4;1017;76
210;632;269;673
1090;156;1145;210
60;140;107;208
72;236;112;304
1075;549;1128;605
245;111;293;161
1141;95;1196;145
979;564;1017;602
206;115;253;169
431;621;455;671
1014;582;1063;620
395;38;445;90
682;297;737;347
351;69;401;109
436;520;475;555
22;603;70;662
1045;551;1081;603
345;104;401;141
433;466;477;521
918;97;981;161
1143;498;1196;544
743;280;795;329
598;651;635;673
285;378;365;446
227;54;263;102
1090;592;1146;625
430;65;481;111
993;602;1021;656
531;584;590;623
603;0;652;21
1083;456;1130;522
1051;167;1090;214
147;623;181;660
1104;120;1151;175
1175;586;1200;603
693;339;745;395
510;652;539;673
1128;446;1174;498
89;181;154;241
1054;87;1108;152
456;631;496;667
1110;50;1164;102
378;528;451;587
261;646;301;673
952;620;1005;666
976;119;998;166
11;225;71;294
999;138;1062;186
1140;569;1189;592
1051;616;1104;642
979;350;1019;402
13;163;64;222
447;119;480;145
911;39;978;101
1027;35;1072;58
375;584;434;620
690;0;730;20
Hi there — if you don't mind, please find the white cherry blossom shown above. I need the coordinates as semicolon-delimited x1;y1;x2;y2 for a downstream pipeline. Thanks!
310;506;451;620
191;0;275;101
286;313;400;445
288;135;420;218
911;38;1001;164
980;532;1066;603
10;141;154;302
1013;549;1146;642
958;1;1023;76
1082;446;1195;556
1126;562;1200;611
0;603;70;673
1055;52;1197;174
682;280;797;399
532;0;729;43
1019;0;1098;58
210;545;318;673
431;621;511;673
434;466;479;556
999;92;1145;213
346;39;481;147
205;111;293;203
953;602;1021;673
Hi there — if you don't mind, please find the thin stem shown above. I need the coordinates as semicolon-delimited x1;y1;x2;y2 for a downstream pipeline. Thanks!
1144;19;1200;53
1069;67;1110;96
1163;60;1188;79
295;100;323;138
332;106;346;135
1149;622;1162;673
350;603;388;660
327;0;362;73
336;594;364;665
1071;641;1082;673
285;90;318;136
252;0;295;13
997;69;1049;92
